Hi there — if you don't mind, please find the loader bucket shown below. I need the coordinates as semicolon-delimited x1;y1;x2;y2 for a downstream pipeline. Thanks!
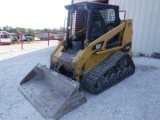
19;64;86;120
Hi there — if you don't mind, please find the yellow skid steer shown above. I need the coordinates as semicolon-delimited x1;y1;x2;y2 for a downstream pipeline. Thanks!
19;2;135;120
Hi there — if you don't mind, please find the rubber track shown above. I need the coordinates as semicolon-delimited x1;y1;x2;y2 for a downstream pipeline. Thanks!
81;52;135;94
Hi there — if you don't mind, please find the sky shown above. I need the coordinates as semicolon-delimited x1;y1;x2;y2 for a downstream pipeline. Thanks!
0;0;71;29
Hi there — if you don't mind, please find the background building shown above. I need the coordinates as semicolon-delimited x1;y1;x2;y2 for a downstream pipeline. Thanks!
72;0;160;56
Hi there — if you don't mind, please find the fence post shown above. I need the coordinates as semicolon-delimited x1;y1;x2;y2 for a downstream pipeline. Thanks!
48;32;50;46
20;34;23;50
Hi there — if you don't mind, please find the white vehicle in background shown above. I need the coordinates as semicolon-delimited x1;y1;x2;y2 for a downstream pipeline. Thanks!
0;31;12;45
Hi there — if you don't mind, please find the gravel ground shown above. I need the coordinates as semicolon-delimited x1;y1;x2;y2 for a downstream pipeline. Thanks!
0;47;160;120
0;40;59;61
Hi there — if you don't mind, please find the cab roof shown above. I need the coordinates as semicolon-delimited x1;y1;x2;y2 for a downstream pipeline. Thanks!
65;2;119;10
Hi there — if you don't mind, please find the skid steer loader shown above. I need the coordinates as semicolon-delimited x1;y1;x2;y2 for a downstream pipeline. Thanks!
19;2;135;120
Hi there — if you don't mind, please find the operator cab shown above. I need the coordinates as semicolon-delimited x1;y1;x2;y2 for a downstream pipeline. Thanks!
65;2;120;51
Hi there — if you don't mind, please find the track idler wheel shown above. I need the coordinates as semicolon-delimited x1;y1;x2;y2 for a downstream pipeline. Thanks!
93;77;104;94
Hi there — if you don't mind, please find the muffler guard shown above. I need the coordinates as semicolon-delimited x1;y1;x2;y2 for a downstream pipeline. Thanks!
19;64;86;120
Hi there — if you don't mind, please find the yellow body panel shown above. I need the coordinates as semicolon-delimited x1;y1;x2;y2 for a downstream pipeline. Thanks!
50;20;133;82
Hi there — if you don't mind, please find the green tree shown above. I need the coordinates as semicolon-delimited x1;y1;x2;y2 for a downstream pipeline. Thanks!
28;28;35;33
21;28;28;33
8;28;15;33
52;28;58;34
15;28;20;33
